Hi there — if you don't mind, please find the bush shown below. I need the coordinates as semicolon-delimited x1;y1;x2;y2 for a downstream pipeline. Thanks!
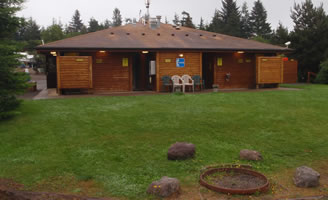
0;94;21;120
315;59;328;84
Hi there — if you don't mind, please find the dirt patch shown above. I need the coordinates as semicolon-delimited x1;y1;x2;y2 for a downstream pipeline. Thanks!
0;178;24;191
0;177;117;200
208;171;266;190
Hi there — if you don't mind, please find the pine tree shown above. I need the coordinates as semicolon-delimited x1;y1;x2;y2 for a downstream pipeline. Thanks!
290;0;328;81
68;10;84;33
198;17;206;30
249;0;271;38
16;17;41;50
173;13;180;26
0;0;29;119
181;11;195;28
88;18;100;32
208;9;221;33
271;22;289;46
219;0;242;37
240;2;251;38
112;8;122;27
103;19;111;29
165;17;168;24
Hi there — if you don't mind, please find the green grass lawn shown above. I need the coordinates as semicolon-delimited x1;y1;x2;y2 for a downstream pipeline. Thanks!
1;84;328;199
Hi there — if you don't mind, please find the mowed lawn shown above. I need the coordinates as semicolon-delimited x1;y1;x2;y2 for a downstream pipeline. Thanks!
1;84;328;199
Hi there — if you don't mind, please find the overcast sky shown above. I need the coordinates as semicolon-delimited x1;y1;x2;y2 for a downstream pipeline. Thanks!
17;0;327;31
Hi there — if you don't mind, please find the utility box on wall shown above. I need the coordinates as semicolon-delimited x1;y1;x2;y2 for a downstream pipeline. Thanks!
149;61;156;75
256;57;284;84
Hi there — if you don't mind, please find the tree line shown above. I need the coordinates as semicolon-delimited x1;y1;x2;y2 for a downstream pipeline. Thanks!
16;8;123;48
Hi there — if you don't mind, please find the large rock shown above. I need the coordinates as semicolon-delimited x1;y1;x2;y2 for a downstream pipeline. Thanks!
167;142;195;160
239;149;262;161
293;166;320;188
147;176;180;197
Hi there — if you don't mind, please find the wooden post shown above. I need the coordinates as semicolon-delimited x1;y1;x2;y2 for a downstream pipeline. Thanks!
56;53;61;94
89;56;93;89
199;52;203;78
156;52;160;92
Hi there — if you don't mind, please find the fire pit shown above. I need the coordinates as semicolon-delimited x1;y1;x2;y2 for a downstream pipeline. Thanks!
199;167;269;195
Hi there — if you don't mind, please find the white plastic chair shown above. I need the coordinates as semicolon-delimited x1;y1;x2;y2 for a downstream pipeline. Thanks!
171;75;184;93
181;75;194;92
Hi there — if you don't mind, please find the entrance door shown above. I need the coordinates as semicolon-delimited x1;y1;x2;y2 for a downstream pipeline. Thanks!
132;53;156;91
202;53;215;89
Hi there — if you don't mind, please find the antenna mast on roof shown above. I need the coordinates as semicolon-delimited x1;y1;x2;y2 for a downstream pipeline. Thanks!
145;0;150;23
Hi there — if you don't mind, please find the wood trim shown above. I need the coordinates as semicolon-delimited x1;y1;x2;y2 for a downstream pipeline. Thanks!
156;52;160;92
129;55;133;91
56;54;61;91
213;56;217;85
280;57;284;83
89;56;93;88
255;55;261;84
199;52;203;79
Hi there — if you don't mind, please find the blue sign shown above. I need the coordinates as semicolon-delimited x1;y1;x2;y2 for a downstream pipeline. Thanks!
176;58;185;68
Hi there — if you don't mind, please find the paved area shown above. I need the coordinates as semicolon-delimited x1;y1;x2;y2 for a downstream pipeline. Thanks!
18;69;47;100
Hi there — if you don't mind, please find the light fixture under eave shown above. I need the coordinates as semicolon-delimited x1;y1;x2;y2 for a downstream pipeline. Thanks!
142;51;149;54
179;54;184;58
99;50;106;53
237;51;245;54
50;51;56;55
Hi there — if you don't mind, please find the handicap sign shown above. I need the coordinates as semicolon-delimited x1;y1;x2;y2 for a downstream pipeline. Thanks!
176;58;185;68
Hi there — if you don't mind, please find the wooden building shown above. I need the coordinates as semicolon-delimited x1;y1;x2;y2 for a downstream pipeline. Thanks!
36;20;296;94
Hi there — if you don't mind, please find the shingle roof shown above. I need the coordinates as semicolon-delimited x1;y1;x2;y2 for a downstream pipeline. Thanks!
36;23;290;52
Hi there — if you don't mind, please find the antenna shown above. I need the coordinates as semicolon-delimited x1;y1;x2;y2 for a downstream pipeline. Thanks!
145;0;150;23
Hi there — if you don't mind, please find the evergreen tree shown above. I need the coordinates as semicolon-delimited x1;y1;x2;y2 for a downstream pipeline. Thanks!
315;59;328;83
218;0;242;37
181;11;195;28
68;10;84;33
88;17;100;32
208;9;221;33
290;0;328;81
16;17;41;50
240;2;252;38
103;19;111;29
249;0;271;38
112;8;122;27
173;13;180;26
165;17;168;24
198;17;206;30
41;19;65;43
0;0;29;119
271;22;289;46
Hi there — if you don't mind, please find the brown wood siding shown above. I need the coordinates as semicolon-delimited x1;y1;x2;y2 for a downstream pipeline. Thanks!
283;60;298;83
257;57;283;84
214;53;256;89
157;52;201;91
93;52;131;91
57;56;92;89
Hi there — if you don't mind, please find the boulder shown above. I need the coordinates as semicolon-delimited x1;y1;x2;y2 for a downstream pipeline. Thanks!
239;149;262;161
147;176;180;197
167;142;195;160
293;166;320;188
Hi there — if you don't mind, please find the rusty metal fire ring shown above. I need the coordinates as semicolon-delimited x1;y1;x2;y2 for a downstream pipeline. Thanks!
199;167;269;195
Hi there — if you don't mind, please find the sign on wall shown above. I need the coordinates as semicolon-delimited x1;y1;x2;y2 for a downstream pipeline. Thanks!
217;58;223;66
176;58;185;68
122;58;129;67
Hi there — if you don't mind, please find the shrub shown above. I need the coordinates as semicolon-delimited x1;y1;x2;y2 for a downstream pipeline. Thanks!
315;59;328;84
0;94;21;120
